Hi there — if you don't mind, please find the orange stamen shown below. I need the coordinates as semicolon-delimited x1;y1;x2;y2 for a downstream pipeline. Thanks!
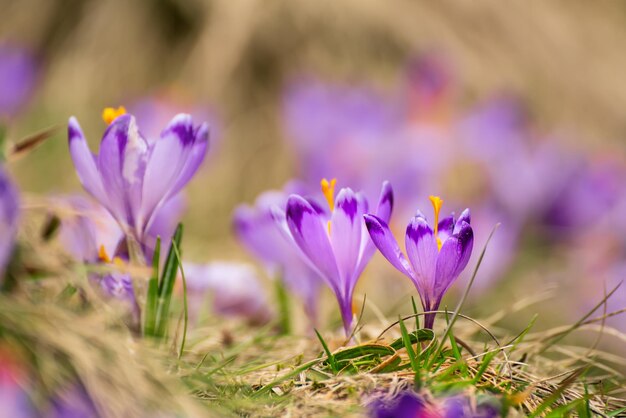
102;106;127;125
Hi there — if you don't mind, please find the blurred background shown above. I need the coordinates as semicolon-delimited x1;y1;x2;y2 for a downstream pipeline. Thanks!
2;0;626;344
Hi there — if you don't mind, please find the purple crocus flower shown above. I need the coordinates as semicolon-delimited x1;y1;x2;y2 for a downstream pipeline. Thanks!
277;179;394;335
55;196;123;263
54;196;138;319
233;182;323;323
0;166;19;280
0;44;37;121
68;109;209;252
370;391;436;418
365;196;473;329
442;395;500;418
370;390;501;418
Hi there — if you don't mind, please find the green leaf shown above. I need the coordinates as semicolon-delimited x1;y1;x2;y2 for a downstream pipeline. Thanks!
399;316;419;373
606;407;626;417
171;240;188;359
410;296;420;331
332;344;395;362
154;224;183;339
143;237;161;338
314;329;337;373
274;276;291;335
389;329;434;350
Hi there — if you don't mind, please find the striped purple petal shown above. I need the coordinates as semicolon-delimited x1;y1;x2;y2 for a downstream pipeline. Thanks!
285;195;340;294
68;118;107;205
364;214;413;279
437;214;454;242
434;221;474;299
141;115;208;234
330;188;362;291
405;216;438;305
355;181;394;278
454;208;471;233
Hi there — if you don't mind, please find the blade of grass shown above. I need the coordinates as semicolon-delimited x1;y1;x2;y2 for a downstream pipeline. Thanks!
154;224;183;339
143;237;161;337
314;329;337;373
399;316;419;375
171;240;188;359
446;309;462;361
607;407;626;417
411;296;420;331
274;275;291;335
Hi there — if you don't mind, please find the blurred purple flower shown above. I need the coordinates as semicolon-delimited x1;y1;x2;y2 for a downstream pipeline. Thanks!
281;63;456;209
48;383;100;418
442;395;501;418
55;196;122;263
403;52;454;120
369;391;435;418
0;349;34;418
233;182;323;322
458;98;576;222
0;166;19;280
544;156;625;234
184;261;272;325
277;180;394;335
68;110;209;251
54;196;138;319
282;78;404;198
370;390;501;418
365;196;473;329
0;44;37;120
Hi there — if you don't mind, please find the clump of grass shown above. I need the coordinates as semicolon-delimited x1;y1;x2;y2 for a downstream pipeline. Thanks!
2;207;625;417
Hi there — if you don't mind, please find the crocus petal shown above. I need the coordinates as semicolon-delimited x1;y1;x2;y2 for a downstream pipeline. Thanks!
374;181;394;223
141;114;198;230
454;208;471;233
285;195;341;294
437;214;454;242
330;188;362;292
96;114;145;228
0;168;18;276
405;216;438;303
68;118;107;205
235;204;283;265
164;123;209;200
434;222;474;299
364;214;413;278
355;181;394;278
56;196;122;263
143;193;187;259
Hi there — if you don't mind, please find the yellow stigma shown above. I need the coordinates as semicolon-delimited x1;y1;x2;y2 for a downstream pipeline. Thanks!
98;245;111;263
102;106;127;125
321;178;337;211
429;195;443;251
